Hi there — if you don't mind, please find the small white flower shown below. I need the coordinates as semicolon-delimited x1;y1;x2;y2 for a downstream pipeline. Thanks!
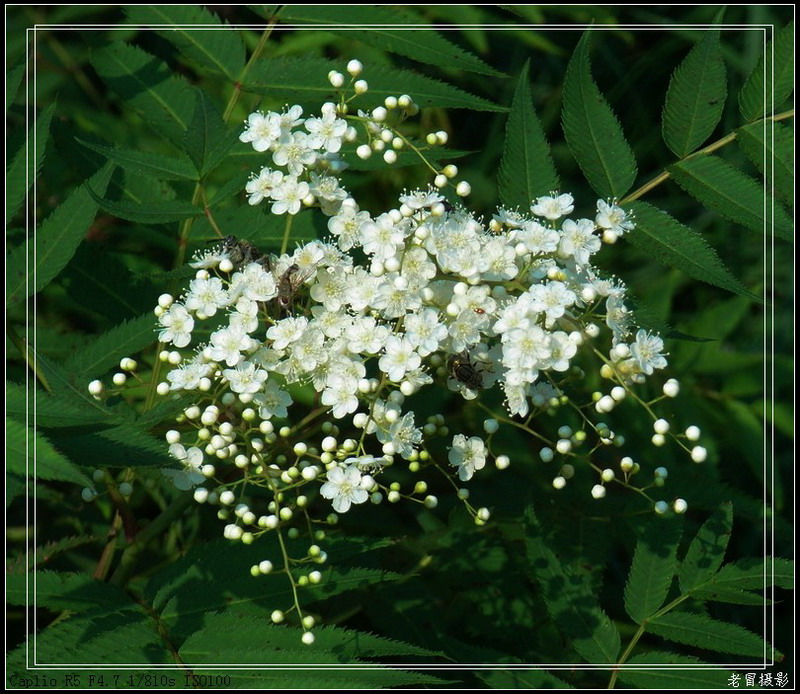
304;102;348;153
448;434;487;481
320;465;369;513
222;361;269;394
185;277;229;317
629;329;667;375
207;324;255;366
270;176;310;216
158;304;194;348
164;444;205;490
253;379;293;419
239;111;282;152
378;336;421;382
246;167;284;206
559;218;601;266
596;199;634;236
531;193;574;220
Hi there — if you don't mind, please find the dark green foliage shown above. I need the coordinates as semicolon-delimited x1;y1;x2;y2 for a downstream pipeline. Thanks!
498;60;559;208
562;32;637;199
662;30;727;157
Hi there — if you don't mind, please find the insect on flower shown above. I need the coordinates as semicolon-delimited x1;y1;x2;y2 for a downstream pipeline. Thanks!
447;350;485;391
217;235;274;272
276;263;317;315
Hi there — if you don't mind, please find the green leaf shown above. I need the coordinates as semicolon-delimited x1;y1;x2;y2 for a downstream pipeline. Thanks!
7;162;114;306
671;154;792;241
243;56;505;112
498;60;559;209
272;5;503;77
562;32;637;198
647;611;773;658
662;31;727;157
705;556;793;591
8;611;170;666
6;102;56;222
679;502;733;593
76;138;199;181
6;62;25;111
624;201;755;299
6;571;134;612
54;425;173;469
739;22;794;121
624;518;682;624
525;508;620;663
182;614;436;661
6;419;92;486
88;188;202;224
183;89;237;175
90;41;195;142
618;651;732;688
7;382;117;430
64;314;158;380
736;121;794;206
691;584;768;606
125;6;246;82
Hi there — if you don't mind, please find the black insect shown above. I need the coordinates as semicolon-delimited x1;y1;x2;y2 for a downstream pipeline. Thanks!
447;350;484;391
217;235;273;271
275;263;316;315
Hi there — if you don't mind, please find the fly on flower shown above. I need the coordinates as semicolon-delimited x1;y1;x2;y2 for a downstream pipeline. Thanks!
217;235;274;272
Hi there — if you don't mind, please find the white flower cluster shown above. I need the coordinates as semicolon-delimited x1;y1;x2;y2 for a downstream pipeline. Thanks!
87;62;708;645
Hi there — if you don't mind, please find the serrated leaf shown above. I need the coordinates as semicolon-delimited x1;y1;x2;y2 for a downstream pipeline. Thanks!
6;62;25;111
525;507;620;663
88;187;202;224
662;31;727;157
183;89;237;175
146;539;401;639
736;121;794;206
498;60;559;209
125;5;246;82
706;556;793;591
624;518;682;624
562;32;637;198
618;651;732;688
272;5;502;77
647;612;773;658
54;424;172;469
192;656;447;687
691;585;768;606
739;22;794;121
12;611;169;666
62;245;152;321
76;138;198;181
181;614;436;661
7;102;56;222
671;154;792;241
7;381;118;430
134;393;197;431
624;201;755;299
6;419;92;486
243;56;505;112
7;162;114;306
63;313;158;381
7;571;134;612
679;502;732;594
91;42;195;142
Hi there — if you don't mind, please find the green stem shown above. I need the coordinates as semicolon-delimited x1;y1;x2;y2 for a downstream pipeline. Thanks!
223;19;277;124
608;592;691;688
279;214;294;256
109;492;195;587
7;324;51;392
620;109;795;205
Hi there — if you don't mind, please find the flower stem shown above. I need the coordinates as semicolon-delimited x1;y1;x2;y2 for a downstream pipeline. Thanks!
280;214;294;256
